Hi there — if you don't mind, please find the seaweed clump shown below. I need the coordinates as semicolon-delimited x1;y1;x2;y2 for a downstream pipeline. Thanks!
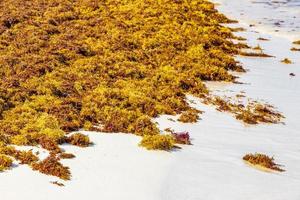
39;136;62;153
32;155;71;180
66;133;90;147
178;108;202;123
59;152;75;159
14;150;39;165
171;131;191;145
243;153;284;172
290;47;300;51
139;135;175;150
0;154;13;171
0;145;39;165
293;40;300;45
51;181;65;187
239;51;273;57
281;58;292;64
208;96;284;125
257;37;269;41
236;104;284;124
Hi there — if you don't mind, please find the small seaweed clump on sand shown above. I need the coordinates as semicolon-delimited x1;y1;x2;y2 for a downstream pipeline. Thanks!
139;135;175;150
164;129;191;145
0;154;13;171
208;96;284;124
59;152;75;159
239;51;273;57
14;150;39;165
32;155;71;180
257;37;269;41
171;131;191;145
236;103;284;124
293;40;300;45
66;133;90;147
51;181;65;187
281;58;292;64
253;45;263;51
0;144;39;165
290;47;300;51
243;153;284;172
178;108;202;123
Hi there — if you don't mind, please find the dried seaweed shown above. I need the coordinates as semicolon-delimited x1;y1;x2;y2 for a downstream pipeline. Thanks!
66;133;90;147
281;58;292;64
139;135;175;150
178;108;202;123
0;0;283;179
243;153;284;172
32;155;71;180
59;152;75;159
290;47;300;51
0;154;13;171
293;40;300;45
239;51;273;57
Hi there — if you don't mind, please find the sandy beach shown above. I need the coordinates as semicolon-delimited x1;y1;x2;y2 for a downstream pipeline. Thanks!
0;1;300;200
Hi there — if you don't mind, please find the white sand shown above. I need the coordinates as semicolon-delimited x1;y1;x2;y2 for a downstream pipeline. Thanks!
159;1;300;199
1;1;300;200
1;133;175;200
212;0;300;41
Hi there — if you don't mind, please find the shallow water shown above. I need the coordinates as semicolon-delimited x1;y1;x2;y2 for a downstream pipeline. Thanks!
213;0;300;40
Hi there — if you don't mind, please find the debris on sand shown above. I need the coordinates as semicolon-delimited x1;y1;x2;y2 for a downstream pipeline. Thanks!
243;153;284;172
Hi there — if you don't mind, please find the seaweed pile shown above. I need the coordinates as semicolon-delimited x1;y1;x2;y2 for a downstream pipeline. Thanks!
0;0;283;179
243;153;284;172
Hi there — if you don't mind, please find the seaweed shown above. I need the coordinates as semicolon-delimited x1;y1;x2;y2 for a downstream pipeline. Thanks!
233;36;247;41
257;37;269;41
230;27;246;32
253;45;263;51
0;0;244;156
243;153;284;172
51;181;65;187
32;155;71;180
14;150;39;165
66;133;90;147
39;136;62;153
281;58;292;64
293;40;300;45
59;152;75;159
208;96;284;125
0;154;13;171
0;145;39;165
139;135;175;150
239;51;273;57
0;0;282;179
171;131;191;145
290;47;300;51
178;108;202;123
235;42;250;49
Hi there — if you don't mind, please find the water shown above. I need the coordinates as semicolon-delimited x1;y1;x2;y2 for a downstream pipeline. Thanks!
212;0;300;41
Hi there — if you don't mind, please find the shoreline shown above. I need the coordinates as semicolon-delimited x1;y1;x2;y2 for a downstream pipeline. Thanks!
211;0;300;41
161;2;300;200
